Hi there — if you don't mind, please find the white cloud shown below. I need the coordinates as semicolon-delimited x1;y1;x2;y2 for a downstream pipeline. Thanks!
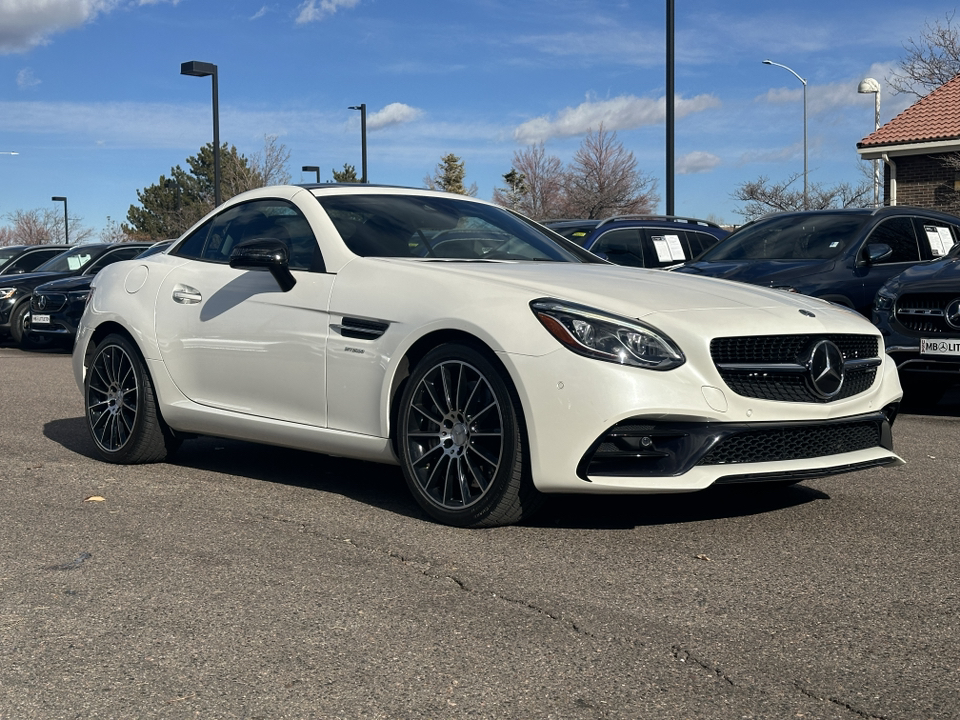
513;93;721;144
0;0;178;53
0;0;112;53
676;151;721;175
16;67;40;88
250;5;269;20
295;0;360;24
366;102;423;131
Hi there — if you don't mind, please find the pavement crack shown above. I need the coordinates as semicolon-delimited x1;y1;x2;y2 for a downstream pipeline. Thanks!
672;645;735;686
259;515;595;639
794;681;890;720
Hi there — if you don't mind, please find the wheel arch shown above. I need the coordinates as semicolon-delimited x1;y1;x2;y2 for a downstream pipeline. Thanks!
386;328;527;458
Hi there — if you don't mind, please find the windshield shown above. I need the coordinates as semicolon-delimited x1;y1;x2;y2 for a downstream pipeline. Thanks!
35;245;104;273
315;194;583;262
699;213;871;261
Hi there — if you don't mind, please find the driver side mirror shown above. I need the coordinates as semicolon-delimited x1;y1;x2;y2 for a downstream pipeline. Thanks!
229;238;297;292
864;243;893;264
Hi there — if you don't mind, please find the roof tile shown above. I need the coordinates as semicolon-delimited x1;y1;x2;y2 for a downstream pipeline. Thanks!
858;73;960;148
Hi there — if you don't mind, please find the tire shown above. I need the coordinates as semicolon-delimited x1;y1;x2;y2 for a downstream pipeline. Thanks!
397;343;543;528
84;333;180;464
9;301;30;346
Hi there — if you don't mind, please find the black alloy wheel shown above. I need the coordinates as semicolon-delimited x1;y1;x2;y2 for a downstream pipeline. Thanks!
84;333;180;463
397;343;542;527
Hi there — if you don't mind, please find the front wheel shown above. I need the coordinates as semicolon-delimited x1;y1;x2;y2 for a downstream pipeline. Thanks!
397;343;543;528
84;333;180;464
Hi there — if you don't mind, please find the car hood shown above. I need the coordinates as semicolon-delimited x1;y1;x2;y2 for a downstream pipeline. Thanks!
675;258;832;285
0;270;69;289
35;275;93;292
887;256;960;293
364;259;867;330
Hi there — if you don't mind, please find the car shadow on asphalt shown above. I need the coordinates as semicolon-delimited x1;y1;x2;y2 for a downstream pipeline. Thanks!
46;416;833;529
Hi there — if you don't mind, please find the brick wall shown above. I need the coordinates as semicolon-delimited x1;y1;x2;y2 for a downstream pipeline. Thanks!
884;153;960;213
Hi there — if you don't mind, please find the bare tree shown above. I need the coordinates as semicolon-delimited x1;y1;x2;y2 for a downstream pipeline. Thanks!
1;208;94;245
562;126;659;219
493;143;567;220
250;134;292;186
99;217;135;243
888;11;960;97
732;172;872;222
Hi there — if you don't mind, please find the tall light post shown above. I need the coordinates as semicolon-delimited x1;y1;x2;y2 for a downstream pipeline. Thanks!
180;60;221;206
665;0;675;216
763;59;808;209
348;104;367;183
51;196;68;244
858;77;882;207
302;165;321;183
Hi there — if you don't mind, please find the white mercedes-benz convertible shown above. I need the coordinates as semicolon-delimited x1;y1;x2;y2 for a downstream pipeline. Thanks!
73;185;904;527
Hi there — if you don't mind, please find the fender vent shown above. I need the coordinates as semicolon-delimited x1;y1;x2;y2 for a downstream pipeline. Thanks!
332;316;389;340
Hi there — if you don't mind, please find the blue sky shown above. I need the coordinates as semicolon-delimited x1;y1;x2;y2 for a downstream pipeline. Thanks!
0;0;955;236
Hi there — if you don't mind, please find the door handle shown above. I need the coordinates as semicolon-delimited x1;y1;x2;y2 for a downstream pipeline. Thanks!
172;284;202;305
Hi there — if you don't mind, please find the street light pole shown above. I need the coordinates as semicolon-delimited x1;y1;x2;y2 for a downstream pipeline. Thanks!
51;196;68;244
858;77;882;207
763;59;808;210
665;0;675;216
348;104;367;183
180;60;221;206
302;165;321;183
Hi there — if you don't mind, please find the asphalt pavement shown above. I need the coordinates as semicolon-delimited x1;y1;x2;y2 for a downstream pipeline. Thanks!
1;344;958;720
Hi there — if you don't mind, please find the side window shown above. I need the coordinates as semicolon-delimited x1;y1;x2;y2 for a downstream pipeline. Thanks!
8;250;57;273
865;217;920;264
914;219;958;259
85;246;144;274
591;229;644;267
687;231;720;258
641;229;688;267
173;218;214;260
175;200;323;271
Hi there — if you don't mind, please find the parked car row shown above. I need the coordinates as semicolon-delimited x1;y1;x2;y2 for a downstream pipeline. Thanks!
0;241;168;349
547;206;960;404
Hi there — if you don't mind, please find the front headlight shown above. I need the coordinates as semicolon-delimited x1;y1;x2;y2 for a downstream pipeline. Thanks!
874;287;896;312
530;299;685;370
68;290;91;303
0;287;16;301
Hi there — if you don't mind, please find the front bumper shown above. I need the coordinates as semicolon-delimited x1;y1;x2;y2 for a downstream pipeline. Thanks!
503;345;904;494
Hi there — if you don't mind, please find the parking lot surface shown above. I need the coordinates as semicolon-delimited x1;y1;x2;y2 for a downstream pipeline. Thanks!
1;344;958;719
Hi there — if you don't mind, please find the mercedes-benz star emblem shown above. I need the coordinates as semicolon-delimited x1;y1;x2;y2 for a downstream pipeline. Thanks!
36;295;47;311
805;339;845;399
946;297;960;330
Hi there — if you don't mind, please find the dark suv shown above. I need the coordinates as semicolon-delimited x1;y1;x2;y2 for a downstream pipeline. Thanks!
547;215;729;268
0;242;151;348
675;206;960;316
0;244;69;276
30;241;173;346
872;240;960;404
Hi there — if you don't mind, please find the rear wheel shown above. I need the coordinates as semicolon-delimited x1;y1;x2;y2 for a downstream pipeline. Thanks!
397;343;542;527
84;333;180;463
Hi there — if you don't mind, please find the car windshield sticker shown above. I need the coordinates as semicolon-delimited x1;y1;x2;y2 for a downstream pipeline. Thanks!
653;235;686;262
924;225;954;257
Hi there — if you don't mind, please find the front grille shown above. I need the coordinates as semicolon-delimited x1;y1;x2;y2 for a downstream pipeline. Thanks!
698;420;881;466
31;293;67;312
711;334;880;403
895;292;960;334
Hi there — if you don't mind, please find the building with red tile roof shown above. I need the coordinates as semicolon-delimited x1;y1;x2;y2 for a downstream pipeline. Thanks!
857;74;960;213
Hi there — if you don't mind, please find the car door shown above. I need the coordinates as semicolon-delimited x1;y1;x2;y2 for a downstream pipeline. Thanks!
155;198;333;427
851;216;923;313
